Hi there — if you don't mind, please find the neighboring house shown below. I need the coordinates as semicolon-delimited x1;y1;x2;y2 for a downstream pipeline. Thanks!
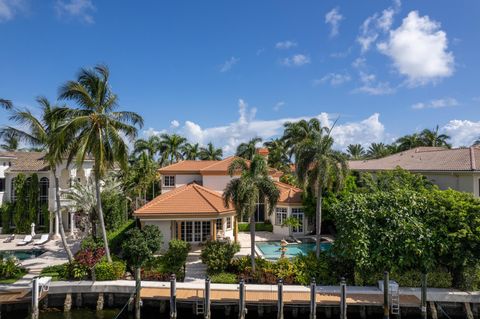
134;153;307;248
0;151;94;235
349;147;480;197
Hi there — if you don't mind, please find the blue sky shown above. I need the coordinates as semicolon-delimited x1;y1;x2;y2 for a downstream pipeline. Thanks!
0;0;479;153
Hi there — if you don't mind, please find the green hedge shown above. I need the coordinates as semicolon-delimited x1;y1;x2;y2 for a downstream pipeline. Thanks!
238;222;273;232
210;272;237;284
107;219;135;253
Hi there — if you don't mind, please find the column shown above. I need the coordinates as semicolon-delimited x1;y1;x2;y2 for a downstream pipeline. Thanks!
211;220;217;241
70;212;76;237
234;216;238;243
176;221;182;240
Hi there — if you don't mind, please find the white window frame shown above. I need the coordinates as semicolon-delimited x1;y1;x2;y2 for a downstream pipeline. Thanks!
226;216;232;229
275;207;288;226
163;175;175;187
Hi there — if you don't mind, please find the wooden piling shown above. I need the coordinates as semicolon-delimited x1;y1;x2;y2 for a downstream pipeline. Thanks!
170;274;177;319
309;278;316;319
277;279;284;319
383;271;390;319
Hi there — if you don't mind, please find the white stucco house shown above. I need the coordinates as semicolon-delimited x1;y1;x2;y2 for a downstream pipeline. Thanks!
0;151;94;236
349;146;480;197
134;152;308;249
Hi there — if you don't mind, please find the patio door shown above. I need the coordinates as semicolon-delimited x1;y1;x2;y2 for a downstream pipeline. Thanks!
291;208;304;234
180;221;211;243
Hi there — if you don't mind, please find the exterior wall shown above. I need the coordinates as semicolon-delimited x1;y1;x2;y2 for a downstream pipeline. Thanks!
202;175;235;193
161;174;202;194
143;220;172;250
0;158;10;204
423;173;476;195
270;205;306;237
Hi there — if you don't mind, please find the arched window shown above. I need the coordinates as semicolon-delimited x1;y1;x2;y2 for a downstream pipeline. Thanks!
39;177;49;206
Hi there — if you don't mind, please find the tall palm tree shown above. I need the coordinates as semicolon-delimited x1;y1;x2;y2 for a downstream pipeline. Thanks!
396;133;423;151
420;125;451;147
0;131;20;151
181;142;200;160
57;65;143;263
264;138;291;171
235;137;262;160
366;143;390;159
473;138;480;147
223;155;279;271
0;97;74;262
346;144;365;160
199;142;223;160
159;133;186;164
133;135;160;159
296;129;348;258
282;118;324;159
0;99;12;109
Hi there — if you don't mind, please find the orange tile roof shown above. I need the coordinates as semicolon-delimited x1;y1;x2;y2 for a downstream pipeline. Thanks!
274;181;303;204
349;147;480;172
134;182;235;216
158;160;219;174
0;151;50;172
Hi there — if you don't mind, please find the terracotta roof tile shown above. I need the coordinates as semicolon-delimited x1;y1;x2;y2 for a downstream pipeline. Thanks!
134;182;235;216
158;160;219;174
274;181;303;204
349;147;480;172
0;151;50;172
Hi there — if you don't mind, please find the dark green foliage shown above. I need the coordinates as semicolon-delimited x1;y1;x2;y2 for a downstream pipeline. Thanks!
201;240;240;274
107;219;135;253
102;190;127;231
0;202;14;233
210;272;237;284
94;260;126;280
28;174;39;226
354;268;453;289
41;264;69;281
13;174;29;233
0;257;26;279
238;222;273;232
142;240;190;281
122;225;163;268
163;239;190;272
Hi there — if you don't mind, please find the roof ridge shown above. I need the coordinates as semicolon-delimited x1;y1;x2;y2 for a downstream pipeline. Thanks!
136;183;191;212
274;180;302;191
191;183;222;213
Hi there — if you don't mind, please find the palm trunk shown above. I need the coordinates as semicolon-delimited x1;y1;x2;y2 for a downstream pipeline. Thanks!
250;216;256;272
316;186;323;259
95;176;112;263
53;168;74;263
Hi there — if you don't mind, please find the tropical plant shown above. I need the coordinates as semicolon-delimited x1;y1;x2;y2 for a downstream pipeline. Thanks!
235;137;262;160
181;142;200;160
122;225;163;268
264;138;290;171
223;155;280;271
420;125;451;147
366;142;390;159
296;127;348;258
396;133;423;151
201;240;240;274
0;99;12;110
0;97;74;261
133;135;160;159
0;131;20;151
124;152;159;208
281;216;301;237
199;142;223;160
159;133;186;164
282;118;323;159
346;144;365;160
57;65;143;263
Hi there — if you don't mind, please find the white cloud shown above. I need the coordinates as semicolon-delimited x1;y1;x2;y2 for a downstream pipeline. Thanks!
0;0;26;22
442;120;480;147
314;72;351;87
55;0;96;24
281;54;310;67
273;101;285;112
325;7;343;38
411;97;459;110
220;57;239;72
352;58;394;95
170;120;180;128
275;41;297;50
377;11;454;86
147;99;386;154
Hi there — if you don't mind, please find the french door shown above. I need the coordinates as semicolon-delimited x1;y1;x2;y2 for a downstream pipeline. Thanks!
291;209;304;234
180;221;211;242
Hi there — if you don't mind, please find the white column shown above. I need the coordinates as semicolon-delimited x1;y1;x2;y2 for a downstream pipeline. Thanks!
70;212;76;237
54;211;60;238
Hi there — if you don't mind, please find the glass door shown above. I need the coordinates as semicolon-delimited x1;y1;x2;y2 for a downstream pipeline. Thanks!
291;208;304;234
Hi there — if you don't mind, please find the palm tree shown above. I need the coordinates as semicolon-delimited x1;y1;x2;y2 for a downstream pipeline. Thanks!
296;129;348;258
282;118;324;159
0;99;12;110
0;97;74;262
0;131;20;151
199;142;223;160
473;138;480;147
346;144;365;160
223;155;279;271
420;125;451;147
181;142;200;160
366;143;390;159
133;135;160;159
57;65;143;263
159;133;186;164
236;137;262;160
396;133;423;151
264;138;290;171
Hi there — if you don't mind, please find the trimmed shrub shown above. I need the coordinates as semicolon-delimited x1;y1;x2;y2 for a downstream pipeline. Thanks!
210;272;237;284
95;260;126;281
201;240;240;274
238;222;273;232
108;219;135;253
163;239;190;273
292;252;333;285
102;190;128;231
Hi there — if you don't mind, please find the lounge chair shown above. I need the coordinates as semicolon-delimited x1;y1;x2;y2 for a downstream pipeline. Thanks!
33;234;49;245
3;234;15;243
17;235;33;246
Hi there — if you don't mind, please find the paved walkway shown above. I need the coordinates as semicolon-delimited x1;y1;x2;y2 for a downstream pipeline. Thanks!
184;245;207;283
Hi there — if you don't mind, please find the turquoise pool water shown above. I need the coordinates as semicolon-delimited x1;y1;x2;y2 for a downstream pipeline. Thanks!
0;249;46;261
256;241;331;260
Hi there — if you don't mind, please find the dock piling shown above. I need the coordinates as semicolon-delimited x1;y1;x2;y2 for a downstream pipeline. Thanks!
170;274;177;319
204;276;211;319
135;268;141;319
340;277;347;319
31;276;39;319
309;278;316;319
238;279;247;319
421;273;427;319
383;271;390;319
277;278;284;319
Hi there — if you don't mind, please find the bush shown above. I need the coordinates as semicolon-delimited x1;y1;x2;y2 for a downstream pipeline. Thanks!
102;190;128;231
41;264;68;281
108;220;135;253
95;260;126;281
0;202;14;234
354;268;453;288
122;225;163;268
201;241;240;274
0;257;26;279
238;222;273;232
292;252;334;285
210;272;237;284
163;239;190;273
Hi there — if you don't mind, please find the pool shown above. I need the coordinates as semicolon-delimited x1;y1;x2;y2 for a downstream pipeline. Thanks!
256;241;331;260
0;249;46;261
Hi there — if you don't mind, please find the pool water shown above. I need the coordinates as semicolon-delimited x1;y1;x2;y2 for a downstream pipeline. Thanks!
256;241;331;260
0;249;46;261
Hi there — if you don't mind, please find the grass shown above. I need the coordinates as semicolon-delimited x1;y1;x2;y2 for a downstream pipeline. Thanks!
238;222;273;232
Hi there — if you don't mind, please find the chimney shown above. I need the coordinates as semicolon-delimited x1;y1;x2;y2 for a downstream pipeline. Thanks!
256;148;269;161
